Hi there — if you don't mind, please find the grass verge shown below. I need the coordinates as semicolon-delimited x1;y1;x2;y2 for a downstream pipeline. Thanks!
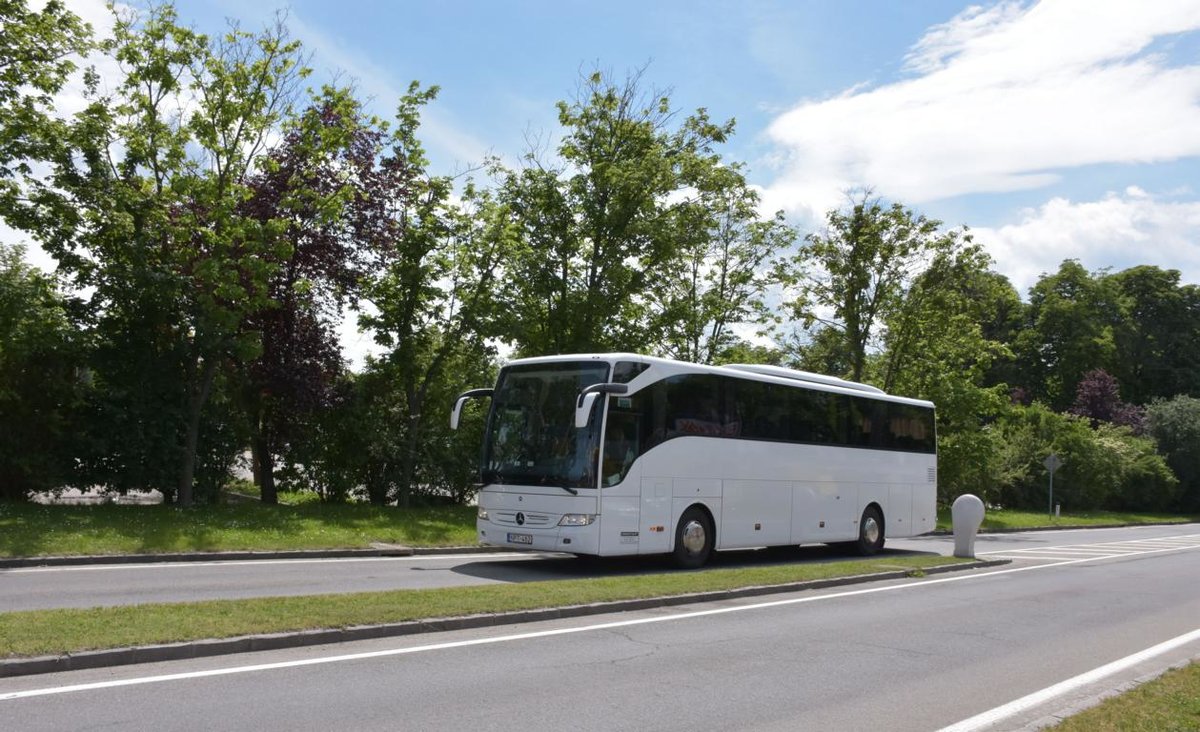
0;554;969;658
935;508;1196;532
0;501;478;558
1053;662;1200;731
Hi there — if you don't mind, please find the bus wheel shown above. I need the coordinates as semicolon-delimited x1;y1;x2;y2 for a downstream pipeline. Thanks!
673;508;713;569
851;505;885;556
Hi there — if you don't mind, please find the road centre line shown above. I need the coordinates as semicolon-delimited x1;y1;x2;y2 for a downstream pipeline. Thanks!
1;553;536;574
3;541;1199;703
937;627;1200;732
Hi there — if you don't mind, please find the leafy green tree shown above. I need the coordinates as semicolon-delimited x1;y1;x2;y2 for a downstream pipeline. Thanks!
1105;266;1200;403
9;6;309;504
497;69;740;355
780;191;967;383
355;84;513;506
880;244;1013;504
1146;396;1200;512
0;0;91;216
711;339;785;366
1014;260;1120;410
783;324;855;377
650;180;794;364
0;244;87;500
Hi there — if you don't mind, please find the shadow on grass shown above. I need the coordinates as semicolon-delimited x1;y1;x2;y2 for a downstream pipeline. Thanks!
0;502;478;558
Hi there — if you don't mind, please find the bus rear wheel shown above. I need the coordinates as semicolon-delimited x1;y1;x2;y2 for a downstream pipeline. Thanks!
848;505;885;556
672;508;713;569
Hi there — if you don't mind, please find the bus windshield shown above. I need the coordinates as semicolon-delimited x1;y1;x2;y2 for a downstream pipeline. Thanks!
482;361;610;489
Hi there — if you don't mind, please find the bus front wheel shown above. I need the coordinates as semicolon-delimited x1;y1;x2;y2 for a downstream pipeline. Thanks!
849;505;885;556
672;508;713;569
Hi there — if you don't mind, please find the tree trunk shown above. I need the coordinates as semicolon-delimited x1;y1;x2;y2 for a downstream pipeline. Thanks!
397;411;422;509
251;429;277;505
177;359;217;507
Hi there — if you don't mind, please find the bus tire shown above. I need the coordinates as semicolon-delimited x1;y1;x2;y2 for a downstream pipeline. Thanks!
850;505;885;556
672;507;713;569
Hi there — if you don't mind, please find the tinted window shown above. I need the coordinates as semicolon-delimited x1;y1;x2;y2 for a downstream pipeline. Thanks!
664;374;728;438
612;361;650;384
610;373;935;457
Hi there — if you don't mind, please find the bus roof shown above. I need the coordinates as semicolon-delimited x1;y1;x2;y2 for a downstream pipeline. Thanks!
500;353;935;409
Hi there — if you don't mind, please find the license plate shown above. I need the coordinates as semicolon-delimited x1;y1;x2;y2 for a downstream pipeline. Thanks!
507;532;533;545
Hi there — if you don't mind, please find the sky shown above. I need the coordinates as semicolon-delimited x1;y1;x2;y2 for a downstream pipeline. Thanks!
16;0;1200;358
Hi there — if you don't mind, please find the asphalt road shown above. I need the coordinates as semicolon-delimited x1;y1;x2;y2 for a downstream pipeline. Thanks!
2;523;1197;611
3;527;1199;731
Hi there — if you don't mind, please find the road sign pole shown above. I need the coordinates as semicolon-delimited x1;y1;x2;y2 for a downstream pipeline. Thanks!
1043;453;1063;521
1048;471;1054;520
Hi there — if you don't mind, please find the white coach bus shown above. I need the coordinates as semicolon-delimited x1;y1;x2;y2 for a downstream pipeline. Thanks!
451;354;936;568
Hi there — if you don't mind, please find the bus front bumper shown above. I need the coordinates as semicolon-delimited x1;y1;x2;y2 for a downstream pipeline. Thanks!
477;518;601;555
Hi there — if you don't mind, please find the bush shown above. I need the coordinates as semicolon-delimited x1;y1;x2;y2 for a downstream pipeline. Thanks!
988;403;1176;512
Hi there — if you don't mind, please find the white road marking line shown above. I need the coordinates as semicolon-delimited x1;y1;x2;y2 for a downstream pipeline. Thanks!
937;627;1200;732
983;536;1200;563
3;541;1199;702
976;533;1200;557
984;555;1084;562
0;552;540;574
1012;548;1134;555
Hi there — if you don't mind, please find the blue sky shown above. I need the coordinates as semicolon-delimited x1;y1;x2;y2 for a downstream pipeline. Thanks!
42;0;1200;301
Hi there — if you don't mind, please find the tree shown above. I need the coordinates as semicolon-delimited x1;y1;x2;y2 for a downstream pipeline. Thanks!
1146;396;1200;512
878;243;1013;503
1014;260;1120;410
780;191;966;383
1105;265;1200;403
649;179;794;364
497;68;740;355
239;86;376;504
9;6;309;504
1068;368;1145;433
0;0;91;215
355;84;512;506
0;244;87;500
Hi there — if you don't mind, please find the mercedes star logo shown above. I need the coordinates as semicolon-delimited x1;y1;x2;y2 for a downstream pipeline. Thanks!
516;512;525;526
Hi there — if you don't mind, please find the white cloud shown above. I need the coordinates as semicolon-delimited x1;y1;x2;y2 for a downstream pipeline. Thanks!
974;190;1200;294
761;0;1200;214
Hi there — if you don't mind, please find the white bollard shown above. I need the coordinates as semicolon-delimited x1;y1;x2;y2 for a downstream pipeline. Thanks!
951;494;985;559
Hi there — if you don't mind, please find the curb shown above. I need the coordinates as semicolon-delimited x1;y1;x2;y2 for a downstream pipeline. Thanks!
928;520;1196;536
0;545;497;569
0;558;1007;678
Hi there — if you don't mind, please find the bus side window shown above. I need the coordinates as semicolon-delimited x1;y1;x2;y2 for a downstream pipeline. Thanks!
667;374;723;437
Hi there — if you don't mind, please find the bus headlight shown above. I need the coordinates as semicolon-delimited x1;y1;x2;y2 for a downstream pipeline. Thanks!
558;513;595;526
477;508;489;521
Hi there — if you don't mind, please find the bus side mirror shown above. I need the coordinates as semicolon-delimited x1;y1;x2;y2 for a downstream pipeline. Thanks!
574;383;629;429
450;388;494;430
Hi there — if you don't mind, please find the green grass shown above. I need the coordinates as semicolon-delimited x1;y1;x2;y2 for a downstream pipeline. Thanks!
0;554;968;658
935;508;1196;532
0;501;478;558
1053;662;1200;731
1;500;1192;559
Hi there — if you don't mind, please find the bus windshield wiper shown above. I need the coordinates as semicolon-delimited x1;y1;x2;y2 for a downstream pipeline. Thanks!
556;483;579;495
